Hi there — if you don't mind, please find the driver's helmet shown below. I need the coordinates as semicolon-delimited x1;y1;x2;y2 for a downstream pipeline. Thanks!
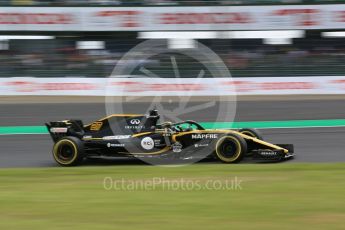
143;110;160;130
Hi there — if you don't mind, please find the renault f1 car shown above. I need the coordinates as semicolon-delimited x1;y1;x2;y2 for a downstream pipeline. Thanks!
46;110;294;166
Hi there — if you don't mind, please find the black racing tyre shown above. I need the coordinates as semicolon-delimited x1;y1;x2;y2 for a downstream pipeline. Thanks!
239;128;263;140
215;134;247;163
52;136;84;166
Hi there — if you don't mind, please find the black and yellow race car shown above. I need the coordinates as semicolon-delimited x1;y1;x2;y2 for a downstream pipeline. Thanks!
45;110;294;166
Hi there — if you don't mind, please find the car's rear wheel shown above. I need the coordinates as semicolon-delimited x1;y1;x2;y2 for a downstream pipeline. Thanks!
53;136;84;166
239;128;263;140
215;134;247;163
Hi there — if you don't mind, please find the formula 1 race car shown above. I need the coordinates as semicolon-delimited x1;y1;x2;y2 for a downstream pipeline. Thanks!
45;110;294;166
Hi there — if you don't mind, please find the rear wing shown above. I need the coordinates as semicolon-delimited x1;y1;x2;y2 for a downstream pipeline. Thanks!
45;120;84;142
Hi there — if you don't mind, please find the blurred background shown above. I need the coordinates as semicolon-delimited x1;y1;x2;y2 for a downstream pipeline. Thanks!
0;0;343;6
1;0;345;80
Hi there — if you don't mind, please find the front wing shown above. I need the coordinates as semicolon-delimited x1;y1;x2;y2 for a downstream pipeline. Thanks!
252;144;295;161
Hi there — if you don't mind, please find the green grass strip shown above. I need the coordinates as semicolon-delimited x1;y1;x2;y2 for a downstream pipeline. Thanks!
0;163;344;229
2;119;345;134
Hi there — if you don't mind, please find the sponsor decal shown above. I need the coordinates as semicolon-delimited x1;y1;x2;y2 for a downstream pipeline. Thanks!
125;125;144;129
172;142;182;153
0;13;74;25
130;119;141;125
159;12;252;25
50;127;68;133
194;143;209;148
270;8;320;27
154;139;161;144
260;150;277;156
163;132;171;137
141;137;154;150
149;83;204;91
90;121;103;131
261;82;315;90
4;81;96;92
107;143;125;148
94;10;141;27
191;133;218;139
153;139;165;147
83;135;92;139
103;135;131;140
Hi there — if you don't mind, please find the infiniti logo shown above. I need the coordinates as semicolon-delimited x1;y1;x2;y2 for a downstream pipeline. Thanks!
130;119;141;125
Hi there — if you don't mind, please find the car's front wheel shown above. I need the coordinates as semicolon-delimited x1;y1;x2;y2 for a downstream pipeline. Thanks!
52;136;84;166
215;134;247;163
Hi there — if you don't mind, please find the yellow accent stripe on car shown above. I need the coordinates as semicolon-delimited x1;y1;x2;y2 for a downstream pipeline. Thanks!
240;133;288;153
119;146;171;155
83;137;103;141
132;132;153;138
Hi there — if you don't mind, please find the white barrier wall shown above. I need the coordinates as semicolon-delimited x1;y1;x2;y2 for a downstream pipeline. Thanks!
1;5;345;31
1;77;345;96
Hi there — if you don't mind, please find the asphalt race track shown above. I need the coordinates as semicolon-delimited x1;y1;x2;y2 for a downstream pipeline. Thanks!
1;99;345;126
1;100;345;167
